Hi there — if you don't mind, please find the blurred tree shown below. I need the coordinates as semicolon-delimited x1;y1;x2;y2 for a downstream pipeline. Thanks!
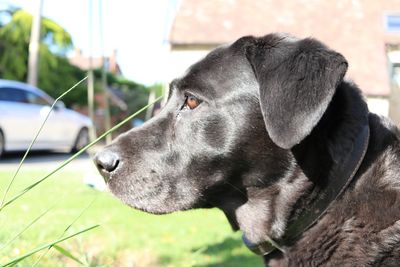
0;8;87;106
0;8;150;115
93;69;150;118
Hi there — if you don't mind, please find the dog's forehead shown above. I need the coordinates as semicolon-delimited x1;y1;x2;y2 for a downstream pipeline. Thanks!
175;43;254;97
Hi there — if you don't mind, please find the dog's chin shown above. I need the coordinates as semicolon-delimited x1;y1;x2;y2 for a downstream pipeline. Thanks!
122;198;178;215
107;186;198;215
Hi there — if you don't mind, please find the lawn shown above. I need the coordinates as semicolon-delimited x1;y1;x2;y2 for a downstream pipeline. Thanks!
0;169;263;266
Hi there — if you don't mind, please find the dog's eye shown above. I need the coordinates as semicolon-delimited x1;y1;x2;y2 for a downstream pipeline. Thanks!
185;95;200;109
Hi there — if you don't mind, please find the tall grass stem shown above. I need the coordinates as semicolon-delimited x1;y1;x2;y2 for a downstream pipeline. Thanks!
0;76;88;207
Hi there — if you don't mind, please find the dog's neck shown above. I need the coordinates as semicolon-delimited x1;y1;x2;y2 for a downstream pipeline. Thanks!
220;81;370;255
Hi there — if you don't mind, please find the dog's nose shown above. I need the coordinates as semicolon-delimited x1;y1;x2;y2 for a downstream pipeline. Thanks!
94;150;120;180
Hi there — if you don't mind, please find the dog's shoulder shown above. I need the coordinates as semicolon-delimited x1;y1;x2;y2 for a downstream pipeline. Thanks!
283;108;400;266
327;113;400;265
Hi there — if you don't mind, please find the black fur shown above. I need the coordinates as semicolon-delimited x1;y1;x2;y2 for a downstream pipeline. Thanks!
95;33;400;266
245;34;348;149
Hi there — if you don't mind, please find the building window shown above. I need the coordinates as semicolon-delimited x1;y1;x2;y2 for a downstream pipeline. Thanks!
385;14;400;32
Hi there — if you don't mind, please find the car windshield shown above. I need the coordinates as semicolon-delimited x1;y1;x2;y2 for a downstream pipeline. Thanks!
0;86;54;106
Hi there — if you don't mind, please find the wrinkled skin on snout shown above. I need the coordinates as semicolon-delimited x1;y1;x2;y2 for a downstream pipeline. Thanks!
95;38;290;215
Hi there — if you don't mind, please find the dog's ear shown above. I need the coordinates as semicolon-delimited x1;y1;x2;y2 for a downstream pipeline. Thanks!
245;35;348;149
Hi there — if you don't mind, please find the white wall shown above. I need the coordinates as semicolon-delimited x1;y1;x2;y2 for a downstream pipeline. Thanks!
166;49;210;83
367;97;389;117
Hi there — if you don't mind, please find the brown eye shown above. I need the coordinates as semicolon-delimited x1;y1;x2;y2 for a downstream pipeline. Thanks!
186;95;200;109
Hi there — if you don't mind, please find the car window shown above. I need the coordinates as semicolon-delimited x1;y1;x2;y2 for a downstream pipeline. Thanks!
0;87;28;103
26;91;50;106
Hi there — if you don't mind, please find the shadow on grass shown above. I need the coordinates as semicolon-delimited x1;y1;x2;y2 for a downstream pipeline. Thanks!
160;236;263;267
193;236;263;267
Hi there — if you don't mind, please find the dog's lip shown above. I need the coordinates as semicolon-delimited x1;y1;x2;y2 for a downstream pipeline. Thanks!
108;178;165;204
96;167;114;182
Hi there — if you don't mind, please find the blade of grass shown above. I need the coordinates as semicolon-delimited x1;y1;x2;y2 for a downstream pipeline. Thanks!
0;205;54;251
52;245;84;266
31;197;97;267
0;76;88;207
0;95;163;211
0;224;99;267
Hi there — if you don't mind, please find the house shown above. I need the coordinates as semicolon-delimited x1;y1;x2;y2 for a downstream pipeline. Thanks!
167;0;400;124
69;48;122;75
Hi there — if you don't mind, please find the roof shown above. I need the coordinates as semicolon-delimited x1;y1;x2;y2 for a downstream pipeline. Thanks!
169;0;400;46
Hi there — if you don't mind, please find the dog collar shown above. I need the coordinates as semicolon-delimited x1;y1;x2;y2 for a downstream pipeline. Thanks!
242;233;283;255
243;123;370;256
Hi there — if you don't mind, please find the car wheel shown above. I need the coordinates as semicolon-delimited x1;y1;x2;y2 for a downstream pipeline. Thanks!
71;128;89;153
0;131;4;158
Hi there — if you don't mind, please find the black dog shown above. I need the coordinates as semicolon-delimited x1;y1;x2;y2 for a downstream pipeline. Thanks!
95;33;400;266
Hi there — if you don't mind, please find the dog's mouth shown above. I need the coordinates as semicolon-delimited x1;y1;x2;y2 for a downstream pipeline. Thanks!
105;173;171;213
107;175;163;199
101;164;206;214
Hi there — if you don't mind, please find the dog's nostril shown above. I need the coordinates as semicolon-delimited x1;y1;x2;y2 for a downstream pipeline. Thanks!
94;151;120;174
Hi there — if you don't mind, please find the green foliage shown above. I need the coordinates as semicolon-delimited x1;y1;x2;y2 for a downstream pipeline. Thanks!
38;55;87;107
0;9;73;79
0;9;87;106
119;87;149;117
93;69;150;117
0;9;29;81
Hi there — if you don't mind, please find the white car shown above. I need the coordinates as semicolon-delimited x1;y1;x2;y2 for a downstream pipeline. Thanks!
0;79;91;157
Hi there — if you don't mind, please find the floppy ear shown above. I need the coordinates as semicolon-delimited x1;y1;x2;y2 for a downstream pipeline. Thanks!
245;35;348;149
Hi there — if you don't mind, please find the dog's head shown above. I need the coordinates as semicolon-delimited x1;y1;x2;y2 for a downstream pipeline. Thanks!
94;33;347;215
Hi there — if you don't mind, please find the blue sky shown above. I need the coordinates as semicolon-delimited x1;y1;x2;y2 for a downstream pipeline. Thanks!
2;0;179;85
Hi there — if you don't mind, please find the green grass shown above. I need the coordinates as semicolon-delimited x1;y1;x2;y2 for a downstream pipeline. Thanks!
0;169;263;267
